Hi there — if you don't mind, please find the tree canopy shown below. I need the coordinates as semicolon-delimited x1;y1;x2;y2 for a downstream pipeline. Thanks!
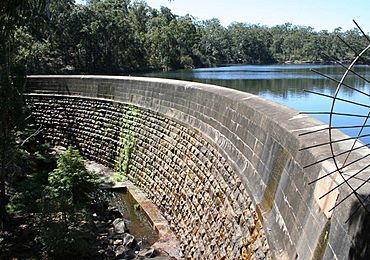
8;0;366;74
0;0;48;228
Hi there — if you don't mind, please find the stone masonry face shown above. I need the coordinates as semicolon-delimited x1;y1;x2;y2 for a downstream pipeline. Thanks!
27;95;271;259
25;76;370;260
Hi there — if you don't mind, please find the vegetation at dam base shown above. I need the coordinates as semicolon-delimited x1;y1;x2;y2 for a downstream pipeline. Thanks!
0;133;100;258
0;125;164;258
7;0;367;75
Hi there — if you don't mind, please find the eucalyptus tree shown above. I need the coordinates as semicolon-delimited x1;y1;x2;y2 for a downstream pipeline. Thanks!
127;0;151;69
198;18;231;66
45;0;76;71
329;27;347;60
229;23;274;64
280;25;305;62
341;28;365;61
171;15;199;68
0;0;46;228
268;23;294;62
146;6;181;70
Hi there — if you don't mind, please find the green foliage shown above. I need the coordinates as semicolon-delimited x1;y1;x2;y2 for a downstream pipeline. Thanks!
36;205;93;258
5;144;99;257
111;172;128;183
48;146;100;206
113;106;138;183
4;133;56;216
36;146;99;257
133;203;140;210
8;0;367;75
8;171;48;213
115;139;135;177
0;0;48;228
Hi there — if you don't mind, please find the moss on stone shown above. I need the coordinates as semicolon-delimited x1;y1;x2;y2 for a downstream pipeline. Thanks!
113;105;138;183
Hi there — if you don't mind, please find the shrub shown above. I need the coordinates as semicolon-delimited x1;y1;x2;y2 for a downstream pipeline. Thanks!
48;146;100;206
37;146;100;257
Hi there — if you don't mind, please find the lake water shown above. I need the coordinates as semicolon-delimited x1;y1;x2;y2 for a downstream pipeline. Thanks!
141;64;370;144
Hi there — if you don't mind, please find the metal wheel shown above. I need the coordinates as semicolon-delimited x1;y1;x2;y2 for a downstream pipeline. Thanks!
301;20;370;221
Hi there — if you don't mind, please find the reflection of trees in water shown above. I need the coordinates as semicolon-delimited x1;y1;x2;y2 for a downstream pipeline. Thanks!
143;65;370;141
348;195;370;259
191;77;335;98
196;76;369;99
143;65;370;99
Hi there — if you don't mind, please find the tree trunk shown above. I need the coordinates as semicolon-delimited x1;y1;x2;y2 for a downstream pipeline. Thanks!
0;167;8;229
0;127;9;229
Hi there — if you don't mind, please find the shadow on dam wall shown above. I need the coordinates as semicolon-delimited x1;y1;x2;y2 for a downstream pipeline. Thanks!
25;75;370;259
347;196;370;260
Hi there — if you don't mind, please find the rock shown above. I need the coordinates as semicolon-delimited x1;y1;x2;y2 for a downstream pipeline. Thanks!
108;206;122;218
137;247;156;257
122;233;137;248
115;245;128;257
113;239;123;245
19;224;29;230
105;250;115;258
108;227;115;237
124;251;137;259
96;222;107;230
100;236;109;246
254;248;266;260
115;245;136;259
113;218;127;234
136;240;143;250
262;239;270;253
104;245;115;258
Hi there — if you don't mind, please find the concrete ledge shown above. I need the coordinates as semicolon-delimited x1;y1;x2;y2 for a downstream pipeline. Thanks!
89;161;182;258
111;181;182;259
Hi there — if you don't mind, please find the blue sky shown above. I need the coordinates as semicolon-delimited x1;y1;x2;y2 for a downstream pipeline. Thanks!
145;0;370;32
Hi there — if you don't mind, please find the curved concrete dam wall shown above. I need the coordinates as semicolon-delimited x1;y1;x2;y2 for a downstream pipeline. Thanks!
25;76;370;259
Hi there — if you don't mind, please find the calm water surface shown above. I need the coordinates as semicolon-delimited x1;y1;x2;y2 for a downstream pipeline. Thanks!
141;64;370;143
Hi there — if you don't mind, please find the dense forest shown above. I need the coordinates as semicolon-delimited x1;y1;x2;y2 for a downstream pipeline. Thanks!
12;0;366;74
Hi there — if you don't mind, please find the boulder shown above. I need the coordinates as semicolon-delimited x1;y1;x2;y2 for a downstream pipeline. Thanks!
113;218;127;234
122;233;137;248
115;245;129;258
137;247;156;258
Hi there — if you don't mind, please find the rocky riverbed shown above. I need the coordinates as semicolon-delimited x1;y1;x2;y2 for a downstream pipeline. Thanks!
90;189;173;259
0;156;176;259
86;160;175;259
